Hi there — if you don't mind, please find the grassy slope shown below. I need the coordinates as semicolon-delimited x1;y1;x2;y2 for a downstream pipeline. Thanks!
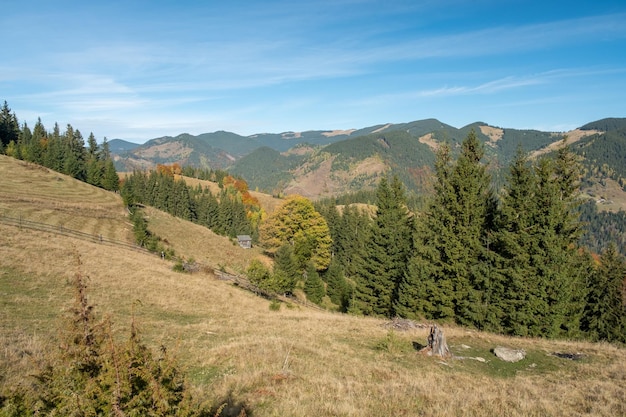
1;155;625;416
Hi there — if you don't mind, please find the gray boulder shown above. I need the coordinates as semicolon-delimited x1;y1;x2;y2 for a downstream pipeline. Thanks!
493;346;526;363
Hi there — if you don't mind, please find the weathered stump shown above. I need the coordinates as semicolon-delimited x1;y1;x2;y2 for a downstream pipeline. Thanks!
426;324;450;357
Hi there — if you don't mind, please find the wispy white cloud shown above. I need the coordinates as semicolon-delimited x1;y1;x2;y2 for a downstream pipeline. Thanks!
334;12;626;64
3;1;624;140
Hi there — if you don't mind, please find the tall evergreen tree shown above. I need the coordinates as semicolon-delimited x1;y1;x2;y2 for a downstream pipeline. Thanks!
352;175;413;317
304;262;325;305
16;122;31;160
0;100;19;150
323;258;352;312
493;146;542;335
495;143;588;337
582;244;626;342
336;204;372;279
85;133;104;187
400;131;498;327
272;243;300;294
63;127;87;180
29;117;47;164
100;137;111;160
101;159;119;192
42;123;65;171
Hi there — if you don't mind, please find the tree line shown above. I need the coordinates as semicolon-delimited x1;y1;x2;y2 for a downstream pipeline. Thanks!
120;168;260;242
0;101;119;192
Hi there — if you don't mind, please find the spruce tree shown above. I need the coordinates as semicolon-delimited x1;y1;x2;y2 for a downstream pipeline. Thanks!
44;124;66;172
86;133;104;187
271;243;300;294
353;175;413;317
336;204;372;279
495;143;587;337
304;262;325;305
400;131;496;327
323;258;352;311
0;101;19;150
495;146;543;335
582;244;626;342
62;125;87;180
28;117;47;164
98;145;120;192
399;144;456;321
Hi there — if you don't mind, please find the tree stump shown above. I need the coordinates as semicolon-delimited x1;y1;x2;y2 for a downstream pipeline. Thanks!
427;324;450;357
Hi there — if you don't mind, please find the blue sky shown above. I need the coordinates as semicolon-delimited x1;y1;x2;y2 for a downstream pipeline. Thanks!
2;0;625;143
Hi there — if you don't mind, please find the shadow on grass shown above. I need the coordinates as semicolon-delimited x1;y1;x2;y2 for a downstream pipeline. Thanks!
412;341;427;351
208;391;253;417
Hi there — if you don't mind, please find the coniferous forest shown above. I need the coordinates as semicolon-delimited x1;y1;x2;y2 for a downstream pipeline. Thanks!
314;132;625;342
0;101;119;192
1;101;625;344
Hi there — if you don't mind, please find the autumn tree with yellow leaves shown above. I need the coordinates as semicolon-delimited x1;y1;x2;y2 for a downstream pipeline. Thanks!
260;195;332;271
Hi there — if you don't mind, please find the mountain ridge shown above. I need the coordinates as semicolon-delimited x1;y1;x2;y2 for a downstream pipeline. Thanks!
111;117;626;200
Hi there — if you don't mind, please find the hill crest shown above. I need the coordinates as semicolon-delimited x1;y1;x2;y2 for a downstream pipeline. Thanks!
111;117;626;200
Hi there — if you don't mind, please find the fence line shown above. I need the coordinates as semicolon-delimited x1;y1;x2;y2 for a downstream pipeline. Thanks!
0;213;151;254
214;270;325;311
1;213;325;311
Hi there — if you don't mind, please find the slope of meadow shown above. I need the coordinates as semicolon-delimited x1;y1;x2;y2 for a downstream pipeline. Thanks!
1;155;625;416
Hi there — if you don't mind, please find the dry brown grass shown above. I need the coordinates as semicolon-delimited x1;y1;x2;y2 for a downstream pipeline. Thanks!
1;155;625;416
529;129;598;159
582;177;626;213
144;205;270;274
0;155;132;242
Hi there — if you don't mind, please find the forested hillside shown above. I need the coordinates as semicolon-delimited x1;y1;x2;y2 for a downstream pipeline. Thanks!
228;146;307;195
574;127;626;190
100;112;626;208
311;133;625;341
0;101;119;192
2;100;624;343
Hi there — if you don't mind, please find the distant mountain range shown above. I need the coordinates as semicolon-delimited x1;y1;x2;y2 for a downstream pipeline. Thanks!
110;117;626;200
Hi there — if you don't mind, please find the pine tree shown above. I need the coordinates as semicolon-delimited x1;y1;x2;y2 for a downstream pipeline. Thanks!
100;137;111;160
15;122;30;160
447;130;495;327
217;192;234;236
271;243;300;294
353;175;413;317
0;101;19;150
495;147;542;335
62;125;87;180
336;204;372;279
582;244;626;342
200;190;220;230
401;131;496;327
304;262;325;305
101;159;119;192
28;117;47;164
495;143;588;337
399;145;456;321
323;258;352;311
43;123;66;172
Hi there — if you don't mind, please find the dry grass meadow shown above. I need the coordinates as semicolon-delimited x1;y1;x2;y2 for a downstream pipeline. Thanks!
1;155;625;416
